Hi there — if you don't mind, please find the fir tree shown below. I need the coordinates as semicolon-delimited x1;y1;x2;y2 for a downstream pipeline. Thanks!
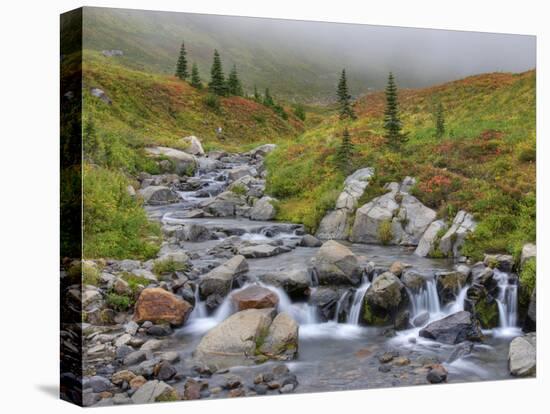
335;128;354;173
263;88;274;107
435;101;445;139
383;72;407;149
209;49;226;96
175;41;188;80
190;62;202;89
337;69;356;120
253;85;261;102
226;65;243;96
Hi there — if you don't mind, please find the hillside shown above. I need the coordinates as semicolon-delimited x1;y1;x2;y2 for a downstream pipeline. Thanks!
266;70;536;260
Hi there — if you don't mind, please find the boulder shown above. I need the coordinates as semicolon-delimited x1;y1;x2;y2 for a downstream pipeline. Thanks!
316;168;374;240
227;165;258;181
389;261;410;277
248;143;277;158
350;191;399;243
238;244;290;258
194;308;275;369
130;380;178;404
310;240;362;285
201;191;247;217
139;186;179;205
175;224;212;242
309;287;348;321
508;333;536;377
300;234;322;247
398;194;437;244
179;135;205;156
414;220;447;257
521;243;536;265
259;269;310;298
90;87;112;105
232;285;279;311
439;210;476;257
259;312;299;360
133;288;192;326
483;254;515;272
401;271;428;293
145;146;197;175
427;364;448;383
249;196;277;221
419;311;483;344
362;272;409;327
199;255;248;298
436;271;469;304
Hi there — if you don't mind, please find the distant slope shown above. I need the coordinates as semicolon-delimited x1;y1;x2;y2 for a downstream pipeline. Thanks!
83;51;303;155
266;71;535;259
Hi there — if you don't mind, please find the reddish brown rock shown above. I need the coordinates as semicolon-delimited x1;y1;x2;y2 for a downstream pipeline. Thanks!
129;375;147;389
231;285;279;311
133;288;192;326
183;379;201;400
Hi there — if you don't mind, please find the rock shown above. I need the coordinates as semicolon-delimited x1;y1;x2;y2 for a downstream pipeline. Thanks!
198;157;222;172
114;333;132;348
145;146;197;175
310;240;362;286
140;339;163;351
350;190;399;243
194;308;275;369
439;210;476;257
139;186;179;205
130;380;177;404
179;135;205;156
249;196;277;221
401;271;428;292
300;234;322;247
419;311;483;344
90;87;112;105
259;312;299;360
248;143;277;158
154;361;177;381
146;324;172;337
509;333;536;377
483;254;515;272
521;243;536;265
524;289;536;332
199;255;248;298
113;278;130;295
309;287;347;321
129;375;147;389
436;271;469;304
86;376;112;393
396;194;437;244
123;350;147;366
102;49;124;57
362;272;409;327
447;341;474;363
112;370;136;386
175;223;212;242
389;261;410;277
259;268;310;298
414;220;447;257
133;288;192;326
160;351;180;363
427;364;448;383
201;191;247;217
232;285;279;311
412;311;430;327
316;168;375;240
238;244;289;258
183;379;201;400
227;165;258;181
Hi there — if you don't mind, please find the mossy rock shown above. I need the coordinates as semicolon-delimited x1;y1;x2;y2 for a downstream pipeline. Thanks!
362;300;391;326
474;297;499;329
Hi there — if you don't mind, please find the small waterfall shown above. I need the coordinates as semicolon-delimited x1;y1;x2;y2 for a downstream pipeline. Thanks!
190;284;208;319
447;285;469;314
409;278;441;317
493;269;518;328
347;279;371;325
309;268;320;287
333;290;352;322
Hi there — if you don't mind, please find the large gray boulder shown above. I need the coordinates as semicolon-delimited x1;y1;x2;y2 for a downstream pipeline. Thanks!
175;223;212;242
145;146;198;175
521;243;536;265
130;380;177;404
508;333;536;377
227;165;258;181
316;168;374;240
259;268;310;298
247;143;277;158
419;311;483;344
249;196;277;221
436;271;469;304
398;195;437;244
258;312;299;360
238;243;290;258
362;272;409;328
139;186;179;205
199;255;248;298
439;210;476;257
179;135;205;155
309;240;362;285
200;191;247;217
194;308;275;369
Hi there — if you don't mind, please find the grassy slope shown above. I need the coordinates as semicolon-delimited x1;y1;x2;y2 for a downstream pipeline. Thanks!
267;71;536;259
82;51;302;259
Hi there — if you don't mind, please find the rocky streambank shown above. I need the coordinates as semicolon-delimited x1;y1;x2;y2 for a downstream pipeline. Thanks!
68;137;536;406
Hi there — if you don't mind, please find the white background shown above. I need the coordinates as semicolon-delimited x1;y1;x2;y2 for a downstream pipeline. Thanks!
0;0;547;411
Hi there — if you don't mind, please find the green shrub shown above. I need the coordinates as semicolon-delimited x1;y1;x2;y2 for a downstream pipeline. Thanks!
230;183;248;196
121;272;151;293
293;104;306;121
204;94;221;112
378;219;393;245
152;257;187;275
82;261;101;286
83;165;161;260
106;292;132;312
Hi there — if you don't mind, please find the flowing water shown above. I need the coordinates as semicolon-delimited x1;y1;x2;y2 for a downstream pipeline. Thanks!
146;155;522;394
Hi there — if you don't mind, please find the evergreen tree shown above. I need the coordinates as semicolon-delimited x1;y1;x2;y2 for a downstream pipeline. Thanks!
253;85;261;102
335;128;354;173
175;41;188;80
190;62;202;89
263;88;274;107
209;50;226;96
435;101;445;139
293;104;306;121
226;65;243;96
383;72;407;149
337;69;356;120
